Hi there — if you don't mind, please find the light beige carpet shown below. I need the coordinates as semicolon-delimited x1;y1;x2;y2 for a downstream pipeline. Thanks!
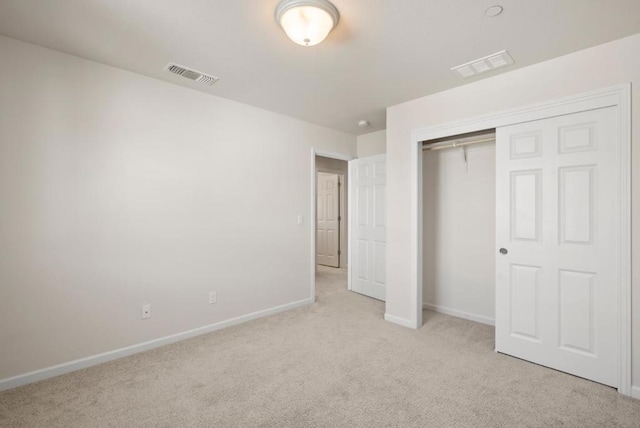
1;266;639;427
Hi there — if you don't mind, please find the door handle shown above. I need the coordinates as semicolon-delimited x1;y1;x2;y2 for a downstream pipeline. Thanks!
499;248;508;255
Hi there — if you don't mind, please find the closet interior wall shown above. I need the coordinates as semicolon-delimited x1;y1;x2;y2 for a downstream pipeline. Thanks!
422;135;496;325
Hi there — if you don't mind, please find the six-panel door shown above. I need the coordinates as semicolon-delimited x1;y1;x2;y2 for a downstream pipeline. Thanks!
350;155;387;301
495;107;618;387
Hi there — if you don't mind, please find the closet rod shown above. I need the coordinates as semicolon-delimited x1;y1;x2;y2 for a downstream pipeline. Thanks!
422;136;495;151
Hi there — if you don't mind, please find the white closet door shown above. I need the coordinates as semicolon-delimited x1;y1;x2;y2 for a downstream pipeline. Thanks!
317;172;340;267
350;155;386;301
495;107;618;387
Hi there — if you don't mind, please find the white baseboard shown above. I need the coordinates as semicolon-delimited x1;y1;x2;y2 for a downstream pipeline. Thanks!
0;297;314;392
384;313;417;329
423;302;495;326
632;386;640;400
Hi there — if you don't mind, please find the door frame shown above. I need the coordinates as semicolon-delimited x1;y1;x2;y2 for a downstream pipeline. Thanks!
311;149;356;300
408;84;631;395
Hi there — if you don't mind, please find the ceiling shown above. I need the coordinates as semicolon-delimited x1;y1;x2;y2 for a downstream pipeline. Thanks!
0;1;638;135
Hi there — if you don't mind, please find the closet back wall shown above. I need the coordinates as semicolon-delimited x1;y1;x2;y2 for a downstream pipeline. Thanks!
422;143;496;324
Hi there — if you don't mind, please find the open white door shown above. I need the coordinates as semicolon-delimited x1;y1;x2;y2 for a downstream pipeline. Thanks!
317;172;340;267
496;107;619;387
350;154;386;301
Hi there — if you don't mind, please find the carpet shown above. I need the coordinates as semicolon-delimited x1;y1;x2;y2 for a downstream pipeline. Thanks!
1;266;639;427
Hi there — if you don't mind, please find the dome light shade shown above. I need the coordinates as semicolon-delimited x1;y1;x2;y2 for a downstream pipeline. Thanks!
275;0;340;46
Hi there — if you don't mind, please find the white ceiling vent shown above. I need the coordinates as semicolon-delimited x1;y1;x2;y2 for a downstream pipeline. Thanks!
451;50;514;79
164;63;219;86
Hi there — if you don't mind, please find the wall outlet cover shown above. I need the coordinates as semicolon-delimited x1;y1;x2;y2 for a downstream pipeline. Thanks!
141;304;151;319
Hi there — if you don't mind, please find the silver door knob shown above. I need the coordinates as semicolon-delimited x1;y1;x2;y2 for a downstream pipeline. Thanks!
499;248;508;255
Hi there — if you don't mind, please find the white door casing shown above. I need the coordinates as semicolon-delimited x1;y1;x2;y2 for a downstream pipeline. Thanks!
350;155;387;301
495;107;619;387
317;172;340;268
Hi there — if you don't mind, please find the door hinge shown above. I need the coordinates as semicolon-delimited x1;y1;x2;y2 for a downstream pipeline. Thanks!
338;250;341;256
338;216;342;222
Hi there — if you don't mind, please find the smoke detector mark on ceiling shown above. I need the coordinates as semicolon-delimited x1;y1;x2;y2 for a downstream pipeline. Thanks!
164;63;219;86
451;50;514;79
484;5;503;17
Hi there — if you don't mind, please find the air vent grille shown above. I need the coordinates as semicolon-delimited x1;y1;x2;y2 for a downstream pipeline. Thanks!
164;63;219;86
451;50;514;79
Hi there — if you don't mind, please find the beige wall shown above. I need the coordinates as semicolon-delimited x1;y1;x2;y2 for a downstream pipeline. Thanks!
316;156;349;173
0;36;356;382
357;130;386;157
386;33;640;389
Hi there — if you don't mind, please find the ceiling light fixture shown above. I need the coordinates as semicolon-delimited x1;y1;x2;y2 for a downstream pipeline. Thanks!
358;120;370;128
275;0;340;47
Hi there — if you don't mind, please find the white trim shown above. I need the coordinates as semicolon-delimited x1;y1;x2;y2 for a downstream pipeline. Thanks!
316;167;346;175
410;132;423;328
617;85;632;398
384;313;415;328
0;297;314;392
412;85;623;143
631;386;640;400
347;160;353;291
311;149;356;299
423;303;495;326
409;84;631;396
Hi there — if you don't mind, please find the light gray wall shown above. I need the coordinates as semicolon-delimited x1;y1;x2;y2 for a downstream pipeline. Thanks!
386;33;640;390
423;143;495;324
357;130;386;157
0;35;356;381
316;156;348;267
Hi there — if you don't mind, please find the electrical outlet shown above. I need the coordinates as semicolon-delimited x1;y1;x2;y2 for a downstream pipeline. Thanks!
141;304;151;319
209;291;217;304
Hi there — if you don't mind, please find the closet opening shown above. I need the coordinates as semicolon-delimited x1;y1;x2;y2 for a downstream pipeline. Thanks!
421;129;497;326
410;86;631;393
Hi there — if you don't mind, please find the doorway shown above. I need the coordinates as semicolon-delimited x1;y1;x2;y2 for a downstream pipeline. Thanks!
316;171;344;268
311;150;354;300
